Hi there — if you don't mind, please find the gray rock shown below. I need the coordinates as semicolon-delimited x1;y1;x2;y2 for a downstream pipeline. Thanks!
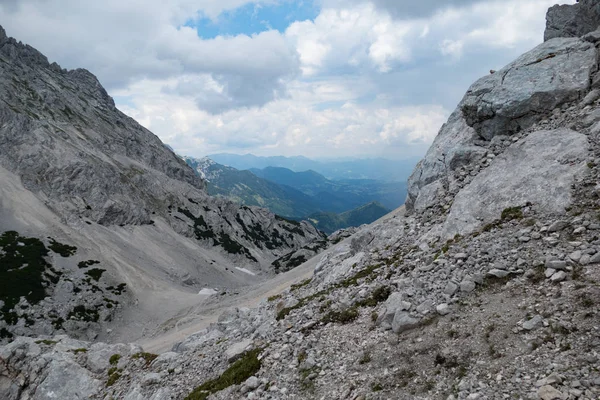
583;89;600;106
546;260;567;271
523;315;543;331
392;311;419;334
245;376;260;390
545;0;600;41
378;293;411;327
436;303;450;316
35;359;101;400
407;36;595;212
460;280;476;293
444;281;459;296
548;221;569;232
225;339;253;363
444;129;589;237
141;373;162;386
588;252;600;264
550;271;568;282
487;269;510;278
537;385;565;400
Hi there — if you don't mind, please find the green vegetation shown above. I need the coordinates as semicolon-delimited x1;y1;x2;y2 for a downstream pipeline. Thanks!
131;352;158;366
276;264;383;321
272;240;328;273
500;207;523;221
321;306;359;324
68;305;99;322
109;354;121;365
290;278;312;291
355;286;391;308
78;260;100;269
48;238;77;257
85;268;106;282
106;367;122;387
267;294;282;302
184;348;262;400
0;328;13;339
0;231;56;324
71;348;88;354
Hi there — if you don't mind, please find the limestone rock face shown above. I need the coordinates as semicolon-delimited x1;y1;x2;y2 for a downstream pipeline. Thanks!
0;25;326;341
406;36;597;212
443;129;589;238
545;0;600;41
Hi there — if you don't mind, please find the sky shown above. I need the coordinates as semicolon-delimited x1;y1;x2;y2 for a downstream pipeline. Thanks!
0;0;576;159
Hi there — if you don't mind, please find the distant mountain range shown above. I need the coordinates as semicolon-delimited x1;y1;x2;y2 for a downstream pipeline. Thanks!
183;157;404;232
306;202;391;234
209;153;419;182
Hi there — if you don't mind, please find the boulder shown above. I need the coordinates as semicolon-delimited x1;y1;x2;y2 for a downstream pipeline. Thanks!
545;0;600;42
444;129;589;238
225;339;253;363
391;311;419;334
35;359;101;400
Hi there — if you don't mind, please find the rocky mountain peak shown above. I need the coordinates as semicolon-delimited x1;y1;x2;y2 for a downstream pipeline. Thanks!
545;0;600;41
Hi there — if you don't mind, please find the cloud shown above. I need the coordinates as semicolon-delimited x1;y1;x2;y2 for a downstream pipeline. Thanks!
322;0;484;19
0;0;577;160
0;0;297;112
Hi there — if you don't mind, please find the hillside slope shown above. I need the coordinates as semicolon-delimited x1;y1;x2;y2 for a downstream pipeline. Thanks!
0;26;324;343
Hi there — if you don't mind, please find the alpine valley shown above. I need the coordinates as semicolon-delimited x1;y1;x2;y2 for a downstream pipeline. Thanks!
2;2;600;400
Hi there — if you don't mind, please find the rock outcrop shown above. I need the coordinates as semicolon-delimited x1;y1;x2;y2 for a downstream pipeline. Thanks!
545;0;600;41
406;33;598;214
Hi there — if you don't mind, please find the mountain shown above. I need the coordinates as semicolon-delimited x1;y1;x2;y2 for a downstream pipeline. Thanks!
183;157;320;218
0;25;324;343
5;3;600;400
306;202;391;234
209;153;419;182
185;157;404;229
250;166;407;211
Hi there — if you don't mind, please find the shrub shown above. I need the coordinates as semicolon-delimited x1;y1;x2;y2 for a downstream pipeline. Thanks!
184;348;262;400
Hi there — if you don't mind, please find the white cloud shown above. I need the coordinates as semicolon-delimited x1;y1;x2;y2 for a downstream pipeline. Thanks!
0;0;577;160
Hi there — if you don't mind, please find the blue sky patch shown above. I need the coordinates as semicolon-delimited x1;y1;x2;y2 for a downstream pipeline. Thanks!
188;0;319;38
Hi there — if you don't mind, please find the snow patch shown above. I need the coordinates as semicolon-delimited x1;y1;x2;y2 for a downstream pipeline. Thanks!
235;267;256;276
198;288;218;296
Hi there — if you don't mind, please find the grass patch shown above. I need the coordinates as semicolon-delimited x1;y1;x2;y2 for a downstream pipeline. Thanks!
355;286;391;308
321;306;359;324
267;294;282;302
184;348;262;400
501;206;523;221
291;278;311;291
106;367;122;387
131;352;158;366
71;348;88;354
109;354;121;365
